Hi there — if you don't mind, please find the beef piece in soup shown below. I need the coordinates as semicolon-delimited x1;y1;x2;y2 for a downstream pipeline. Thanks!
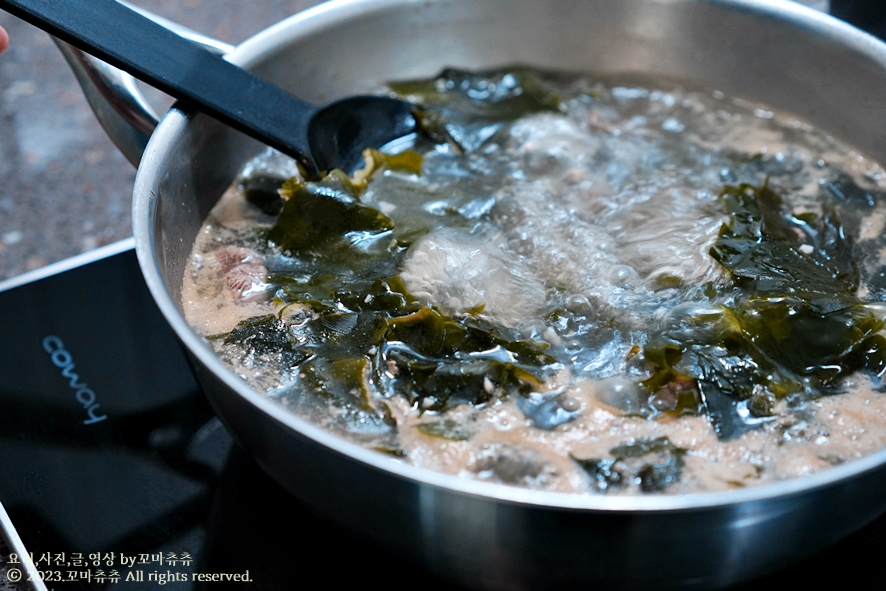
182;68;886;495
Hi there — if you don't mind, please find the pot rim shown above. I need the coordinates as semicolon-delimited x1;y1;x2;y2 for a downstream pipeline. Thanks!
133;0;886;513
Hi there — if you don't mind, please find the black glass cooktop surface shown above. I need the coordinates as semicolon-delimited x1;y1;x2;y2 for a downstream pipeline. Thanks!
1;244;885;591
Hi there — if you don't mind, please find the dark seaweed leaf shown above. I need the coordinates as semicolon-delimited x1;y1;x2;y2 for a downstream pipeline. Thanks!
638;343;702;417
690;348;785;440
354;276;414;313
218;313;386;431
242;173;286;215
269;273;346;307
613;437;685;493
386;307;554;365
267;182;396;269
821;171;879;208
517;392;580;430
640;342;684;393
222;314;311;368
710;183;885;382
610;436;675;459
390;67;564;152
386;307;470;357
382;343;545;413
252;276;554;416
571;457;623;493
731;299;884;379
298;356;374;411
710;183;854;310
374;446;408;457
807;205;859;290
416;420;471;441
377;307;554;411
640;183;886;439
390;67;562;119
420;358;501;408
573;437;686;493
637;454;684;493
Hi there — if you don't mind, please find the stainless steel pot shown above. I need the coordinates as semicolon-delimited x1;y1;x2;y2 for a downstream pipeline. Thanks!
59;0;886;588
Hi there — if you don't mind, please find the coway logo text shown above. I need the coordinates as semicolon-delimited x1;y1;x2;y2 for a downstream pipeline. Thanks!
42;335;108;425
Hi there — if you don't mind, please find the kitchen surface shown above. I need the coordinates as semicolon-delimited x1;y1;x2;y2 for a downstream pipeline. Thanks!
0;0;324;282
8;1;886;590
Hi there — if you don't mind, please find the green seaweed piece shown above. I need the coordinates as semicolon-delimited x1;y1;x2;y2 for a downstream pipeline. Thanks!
269;274;342;309
386;308;554;365
639;342;703;416
612;437;686;493
389;67;562;117
791;205;861;291
821;171;879;208
358;276;414;313
464;316;556;367
639;182;886;439
418;358;501;409
386;307;470;357
386;348;525;412
374;446;407;457
731;299;885;381
278;177;306;200
411;107;458;147
710;183;858;309
672;388;703;416
651;273;683;290
312;312;359;341
323;169;366;197
263;270;552;415
845;334;886;376
416;419;471;441
355;148;424;180
637;454;684;493
267;183;396;268
640;342;684;393
242;173;286;215
298;356;374;412
389;67;564;152
574;437;686;493
571;457;623;493
222;314;311;367
690;346;795;440
380;308;553;411
710;183;886;385
610;436;675;459
330;312;390;358
284;151;421;199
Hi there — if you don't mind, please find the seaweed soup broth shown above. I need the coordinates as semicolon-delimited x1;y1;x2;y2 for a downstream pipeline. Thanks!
182;68;886;495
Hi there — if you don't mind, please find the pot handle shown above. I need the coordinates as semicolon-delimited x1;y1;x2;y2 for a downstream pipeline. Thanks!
51;2;235;167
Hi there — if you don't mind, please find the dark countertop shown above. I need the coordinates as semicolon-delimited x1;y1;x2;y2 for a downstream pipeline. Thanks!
0;0;324;282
